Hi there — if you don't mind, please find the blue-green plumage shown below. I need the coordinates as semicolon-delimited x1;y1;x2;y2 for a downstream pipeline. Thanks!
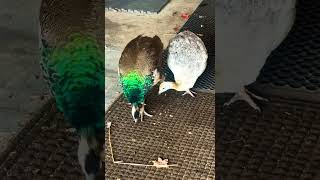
119;71;154;106
40;34;104;135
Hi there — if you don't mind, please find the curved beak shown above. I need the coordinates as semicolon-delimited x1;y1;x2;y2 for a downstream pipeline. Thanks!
158;89;164;95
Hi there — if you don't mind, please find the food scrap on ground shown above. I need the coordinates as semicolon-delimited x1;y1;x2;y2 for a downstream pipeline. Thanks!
181;12;190;20
152;158;169;168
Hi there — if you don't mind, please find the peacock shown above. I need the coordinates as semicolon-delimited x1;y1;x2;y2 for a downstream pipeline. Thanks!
39;0;105;179
118;35;164;122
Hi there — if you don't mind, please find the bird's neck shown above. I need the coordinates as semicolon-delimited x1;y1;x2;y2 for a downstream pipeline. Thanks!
121;71;149;104
171;81;185;91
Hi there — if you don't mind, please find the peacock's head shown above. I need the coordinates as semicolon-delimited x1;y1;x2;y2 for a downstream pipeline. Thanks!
121;76;146;122
131;103;144;122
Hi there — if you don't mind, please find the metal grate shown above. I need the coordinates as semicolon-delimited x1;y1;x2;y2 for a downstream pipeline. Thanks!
0;100;105;180
216;94;320;180
105;0;170;14
106;88;214;179
253;0;320;101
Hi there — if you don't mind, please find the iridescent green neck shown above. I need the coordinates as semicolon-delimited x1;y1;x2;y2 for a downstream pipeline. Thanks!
47;33;105;134
120;71;153;105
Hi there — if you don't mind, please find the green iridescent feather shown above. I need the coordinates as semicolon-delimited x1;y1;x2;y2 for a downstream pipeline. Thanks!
120;71;154;106
41;33;104;135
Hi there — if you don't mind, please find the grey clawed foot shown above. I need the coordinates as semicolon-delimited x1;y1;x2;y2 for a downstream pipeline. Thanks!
223;87;263;112
144;110;153;117
182;89;197;97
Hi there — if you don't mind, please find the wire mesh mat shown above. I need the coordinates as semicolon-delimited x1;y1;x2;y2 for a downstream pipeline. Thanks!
0;100;105;180
106;88;214;179
216;94;320;180
253;0;320;102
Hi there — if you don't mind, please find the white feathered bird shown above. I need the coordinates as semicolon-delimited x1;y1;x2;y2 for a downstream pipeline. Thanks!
159;30;208;97
215;0;296;111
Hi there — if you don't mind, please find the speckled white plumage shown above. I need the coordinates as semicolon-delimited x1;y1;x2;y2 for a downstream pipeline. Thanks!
167;30;208;92
216;0;296;110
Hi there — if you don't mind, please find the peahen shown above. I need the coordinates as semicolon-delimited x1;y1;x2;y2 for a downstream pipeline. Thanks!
215;0;296;111
159;30;208;97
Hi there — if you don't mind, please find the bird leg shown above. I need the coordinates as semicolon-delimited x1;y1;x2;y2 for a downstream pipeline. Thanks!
224;87;267;112
246;89;269;101
144;110;153;117
140;103;153;122
182;89;197;97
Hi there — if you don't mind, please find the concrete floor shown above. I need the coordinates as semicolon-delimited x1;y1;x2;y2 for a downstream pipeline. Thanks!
0;0;46;154
105;0;201;109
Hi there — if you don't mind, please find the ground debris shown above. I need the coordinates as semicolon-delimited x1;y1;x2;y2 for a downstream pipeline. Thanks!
152;157;169;168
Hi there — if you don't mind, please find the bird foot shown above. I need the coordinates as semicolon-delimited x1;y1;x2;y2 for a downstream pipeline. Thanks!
182;90;197;97
246;90;269;102
140;104;153;122
144;110;153;117
133;104;153;123
224;87;266;112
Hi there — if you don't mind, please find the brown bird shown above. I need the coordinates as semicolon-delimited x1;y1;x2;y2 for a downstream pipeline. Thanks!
118;35;164;122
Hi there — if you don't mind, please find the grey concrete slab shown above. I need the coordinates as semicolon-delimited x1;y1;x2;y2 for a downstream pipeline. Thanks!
105;46;122;110
0;0;41;39
0;0;47;154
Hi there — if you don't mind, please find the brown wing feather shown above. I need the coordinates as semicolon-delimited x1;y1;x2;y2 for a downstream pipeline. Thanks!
119;35;163;76
40;0;104;47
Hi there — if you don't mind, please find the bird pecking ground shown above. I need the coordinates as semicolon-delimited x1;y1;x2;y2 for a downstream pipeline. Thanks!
105;0;202;111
